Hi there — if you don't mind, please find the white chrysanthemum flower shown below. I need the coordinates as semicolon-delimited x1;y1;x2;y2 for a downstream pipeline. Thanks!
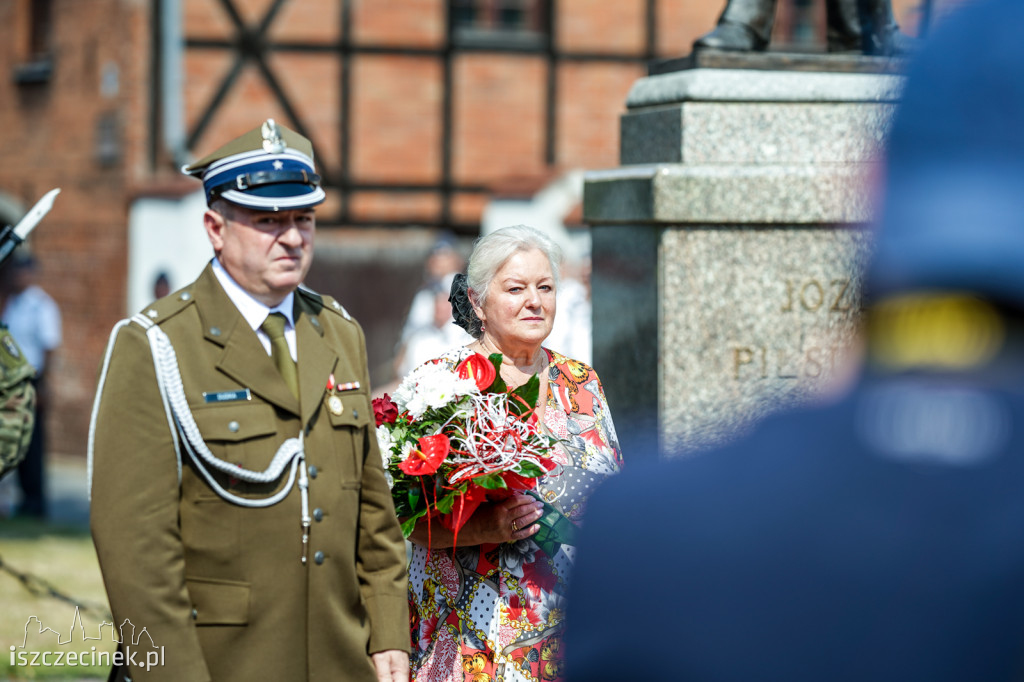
376;424;394;461
394;362;477;419
392;372;418;411
404;393;428;420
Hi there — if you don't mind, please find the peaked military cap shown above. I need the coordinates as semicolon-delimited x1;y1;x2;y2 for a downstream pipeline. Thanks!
182;119;326;211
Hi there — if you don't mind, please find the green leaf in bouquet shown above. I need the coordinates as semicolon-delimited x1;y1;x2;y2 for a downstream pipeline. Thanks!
400;509;427;538
513;460;546;478
509;374;540;416
433;485;465;514
392;492;415;518
486;353;508;393
472;473;508;490
406;485;422;511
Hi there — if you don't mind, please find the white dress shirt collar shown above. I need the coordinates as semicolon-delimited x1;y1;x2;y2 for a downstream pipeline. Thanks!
211;257;296;333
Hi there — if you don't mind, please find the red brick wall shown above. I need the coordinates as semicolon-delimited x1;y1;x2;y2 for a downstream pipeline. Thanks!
0;0;150;458
351;56;444;185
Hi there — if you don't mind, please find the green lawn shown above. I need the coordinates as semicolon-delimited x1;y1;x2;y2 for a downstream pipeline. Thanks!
0;518;110;681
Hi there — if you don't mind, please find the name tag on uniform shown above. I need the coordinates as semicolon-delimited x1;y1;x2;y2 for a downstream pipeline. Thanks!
203;388;252;403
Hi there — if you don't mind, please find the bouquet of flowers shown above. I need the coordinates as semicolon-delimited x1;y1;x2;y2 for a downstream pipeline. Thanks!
374;352;563;549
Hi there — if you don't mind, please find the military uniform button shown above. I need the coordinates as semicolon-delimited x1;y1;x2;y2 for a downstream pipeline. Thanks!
191;608;198;620
228;421;240;433
209;327;222;336
352;409;359;419
147;309;158;318
308;465;318;479
180;292;192;301
314;551;324;565
313;508;323;522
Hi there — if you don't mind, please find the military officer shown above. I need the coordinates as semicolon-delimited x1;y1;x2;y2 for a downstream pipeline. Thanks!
89;120;409;681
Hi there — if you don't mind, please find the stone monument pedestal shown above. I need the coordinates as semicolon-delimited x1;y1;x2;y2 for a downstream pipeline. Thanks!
588;59;902;459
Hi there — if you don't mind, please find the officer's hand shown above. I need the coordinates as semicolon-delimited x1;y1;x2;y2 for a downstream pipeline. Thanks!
371;649;409;682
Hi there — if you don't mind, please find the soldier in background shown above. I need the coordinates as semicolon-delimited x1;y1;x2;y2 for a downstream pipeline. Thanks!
567;0;1024;680
0;324;34;482
1;251;61;518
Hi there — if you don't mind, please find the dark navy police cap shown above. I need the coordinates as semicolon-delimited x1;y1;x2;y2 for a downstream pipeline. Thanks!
181;119;326;211
869;0;1024;304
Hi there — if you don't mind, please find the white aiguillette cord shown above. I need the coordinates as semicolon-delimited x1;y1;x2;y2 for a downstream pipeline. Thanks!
142;316;312;563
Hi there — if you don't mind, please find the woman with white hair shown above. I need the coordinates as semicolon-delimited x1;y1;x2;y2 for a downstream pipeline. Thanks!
404;224;623;682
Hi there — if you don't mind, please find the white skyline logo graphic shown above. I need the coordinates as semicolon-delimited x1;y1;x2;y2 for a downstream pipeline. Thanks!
17;606;156;648
10;607;164;672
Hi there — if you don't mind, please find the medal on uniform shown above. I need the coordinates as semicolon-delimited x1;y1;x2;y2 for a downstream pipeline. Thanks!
326;373;344;416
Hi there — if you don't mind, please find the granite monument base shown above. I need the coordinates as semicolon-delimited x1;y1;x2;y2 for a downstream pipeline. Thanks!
588;61;902;459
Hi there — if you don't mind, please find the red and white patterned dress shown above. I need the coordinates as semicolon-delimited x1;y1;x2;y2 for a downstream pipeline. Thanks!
408;347;624;682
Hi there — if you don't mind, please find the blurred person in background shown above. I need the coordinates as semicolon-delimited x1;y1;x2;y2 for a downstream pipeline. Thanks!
398;233;465;348
153;270;172;300
545;254;592;366
566;0;1024;679
393;272;474;379
405;224;623;682
0;250;60;519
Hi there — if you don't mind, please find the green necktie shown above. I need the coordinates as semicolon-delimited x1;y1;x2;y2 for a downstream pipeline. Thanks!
261;312;299;399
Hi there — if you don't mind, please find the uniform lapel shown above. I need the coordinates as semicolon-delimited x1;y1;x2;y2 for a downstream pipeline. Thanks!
193;266;300;416
294;293;338;427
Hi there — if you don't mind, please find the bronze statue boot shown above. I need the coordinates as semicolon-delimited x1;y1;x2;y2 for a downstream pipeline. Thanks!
694;0;915;55
695;0;774;52
827;0;917;54
694;20;769;52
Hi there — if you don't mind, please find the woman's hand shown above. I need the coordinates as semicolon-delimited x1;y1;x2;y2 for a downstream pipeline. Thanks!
407;493;545;548
468;493;545;545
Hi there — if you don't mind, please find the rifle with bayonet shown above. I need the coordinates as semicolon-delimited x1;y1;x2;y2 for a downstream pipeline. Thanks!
0;188;60;480
0;188;60;268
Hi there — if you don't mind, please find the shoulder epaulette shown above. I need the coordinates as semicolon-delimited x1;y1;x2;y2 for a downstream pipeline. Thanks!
299;285;353;322
133;287;197;327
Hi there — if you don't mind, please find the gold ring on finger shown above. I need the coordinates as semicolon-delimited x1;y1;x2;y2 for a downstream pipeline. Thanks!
512;519;518;532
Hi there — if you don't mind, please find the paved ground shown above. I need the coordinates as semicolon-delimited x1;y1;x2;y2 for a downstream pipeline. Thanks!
0;454;90;527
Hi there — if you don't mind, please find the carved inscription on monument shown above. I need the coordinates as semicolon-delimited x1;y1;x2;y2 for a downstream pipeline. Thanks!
660;228;871;454
732;277;859;381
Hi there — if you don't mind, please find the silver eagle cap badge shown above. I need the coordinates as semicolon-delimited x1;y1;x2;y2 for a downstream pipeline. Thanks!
261;119;287;154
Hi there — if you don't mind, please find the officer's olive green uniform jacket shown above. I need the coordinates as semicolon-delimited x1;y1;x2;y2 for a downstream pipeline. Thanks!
90;264;409;682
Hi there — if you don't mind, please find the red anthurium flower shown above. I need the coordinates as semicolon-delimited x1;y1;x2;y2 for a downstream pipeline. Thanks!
500;470;539;492
372;393;399;426
398;434;450;476
457;353;497;391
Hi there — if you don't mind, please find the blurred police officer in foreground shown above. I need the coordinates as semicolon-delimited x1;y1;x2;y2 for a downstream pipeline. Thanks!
89;120;409;681
566;1;1024;680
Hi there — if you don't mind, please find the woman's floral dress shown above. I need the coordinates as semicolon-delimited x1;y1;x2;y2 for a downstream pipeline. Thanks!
408;347;624;682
